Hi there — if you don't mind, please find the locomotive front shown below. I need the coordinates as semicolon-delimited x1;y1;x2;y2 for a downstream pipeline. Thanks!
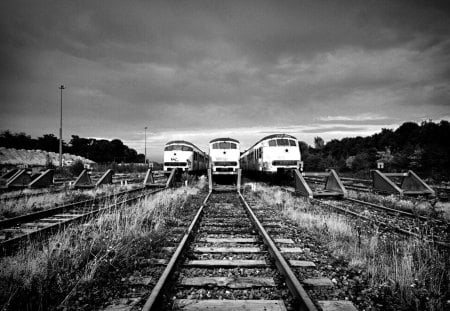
163;141;195;172
209;138;240;175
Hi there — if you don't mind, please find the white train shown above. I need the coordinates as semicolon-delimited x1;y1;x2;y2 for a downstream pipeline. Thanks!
240;134;302;173
163;140;208;173
209;138;240;174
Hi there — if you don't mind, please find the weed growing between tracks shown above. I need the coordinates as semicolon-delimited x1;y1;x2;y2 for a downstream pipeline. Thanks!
0;182;204;310
355;192;450;221
252;184;449;311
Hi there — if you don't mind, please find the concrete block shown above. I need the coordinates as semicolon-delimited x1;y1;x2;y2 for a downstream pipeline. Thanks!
73;169;94;188
28;169;54;188
96;169;114;187
143;169;154;186
7;169;31;188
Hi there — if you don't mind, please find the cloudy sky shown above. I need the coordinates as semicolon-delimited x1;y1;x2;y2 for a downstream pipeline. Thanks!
1;0;449;161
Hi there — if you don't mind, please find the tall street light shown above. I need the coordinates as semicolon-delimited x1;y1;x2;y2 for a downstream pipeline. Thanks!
59;85;65;168
144;126;148;165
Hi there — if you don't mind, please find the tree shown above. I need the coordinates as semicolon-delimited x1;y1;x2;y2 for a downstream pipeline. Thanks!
314;136;324;149
38;134;59;152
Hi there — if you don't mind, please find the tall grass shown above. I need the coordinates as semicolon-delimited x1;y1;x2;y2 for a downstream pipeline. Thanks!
0;184;135;219
0;184;201;310
251;184;449;311
355;192;449;221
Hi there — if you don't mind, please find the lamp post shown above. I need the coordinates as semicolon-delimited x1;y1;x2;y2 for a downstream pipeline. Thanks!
144;126;148;165
59;85;65;167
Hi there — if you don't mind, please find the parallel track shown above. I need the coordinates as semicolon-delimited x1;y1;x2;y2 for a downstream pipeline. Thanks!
0;186;165;255
142;190;356;311
282;187;450;249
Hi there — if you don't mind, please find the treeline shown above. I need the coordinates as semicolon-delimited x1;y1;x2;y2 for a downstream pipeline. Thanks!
300;120;450;181
0;131;145;163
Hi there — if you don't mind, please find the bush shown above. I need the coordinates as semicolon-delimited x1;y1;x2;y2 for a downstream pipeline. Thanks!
69;160;84;177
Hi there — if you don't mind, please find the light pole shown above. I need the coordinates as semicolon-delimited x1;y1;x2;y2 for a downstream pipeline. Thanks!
144;126;148;165
59;85;65;167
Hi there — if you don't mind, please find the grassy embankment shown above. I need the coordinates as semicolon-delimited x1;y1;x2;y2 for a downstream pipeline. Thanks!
253;184;448;311
0;181;203;310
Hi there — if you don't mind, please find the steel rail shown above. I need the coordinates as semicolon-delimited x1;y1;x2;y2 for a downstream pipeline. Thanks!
281;186;450;248
346;197;449;226
142;191;212;311
0;186;146;229
0;188;164;255
238;192;318;311
312;199;450;249
345;198;431;220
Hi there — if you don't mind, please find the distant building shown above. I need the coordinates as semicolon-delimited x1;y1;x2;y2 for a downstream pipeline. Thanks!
376;147;393;170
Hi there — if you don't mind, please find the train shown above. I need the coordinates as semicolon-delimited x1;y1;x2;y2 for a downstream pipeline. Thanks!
209;138;240;174
163;140;208;173
240;134;302;173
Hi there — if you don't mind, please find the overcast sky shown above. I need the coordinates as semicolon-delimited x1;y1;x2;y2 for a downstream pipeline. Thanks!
1;0;449;161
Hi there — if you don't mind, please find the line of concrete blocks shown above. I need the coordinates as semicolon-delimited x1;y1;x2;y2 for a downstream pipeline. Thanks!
0;168;55;189
0;168;118;190
371;169;435;197
143;168;178;188
294;169;435;198
72;169;114;189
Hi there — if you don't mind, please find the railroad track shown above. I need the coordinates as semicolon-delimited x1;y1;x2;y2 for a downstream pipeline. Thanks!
321;198;450;248
281;187;450;249
140;190;357;311
0;186;165;255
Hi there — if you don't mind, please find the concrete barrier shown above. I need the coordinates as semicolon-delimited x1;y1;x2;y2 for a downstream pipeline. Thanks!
95;169;114;187
6;169;31;188
372;170;435;197
73;169;94;189
28;169;54;188
295;169;347;198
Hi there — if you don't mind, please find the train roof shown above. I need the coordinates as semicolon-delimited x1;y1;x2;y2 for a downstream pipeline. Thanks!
209;137;240;144
241;133;299;156
165;140;206;154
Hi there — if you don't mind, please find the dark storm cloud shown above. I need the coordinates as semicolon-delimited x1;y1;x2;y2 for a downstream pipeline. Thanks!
0;0;449;159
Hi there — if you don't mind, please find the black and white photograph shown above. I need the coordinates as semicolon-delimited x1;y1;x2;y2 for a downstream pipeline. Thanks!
0;1;449;310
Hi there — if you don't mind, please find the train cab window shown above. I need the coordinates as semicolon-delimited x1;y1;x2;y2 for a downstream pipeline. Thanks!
182;146;193;151
268;140;277;147
213;141;237;149
164;145;173;151
277;139;289;146
289;140;296;146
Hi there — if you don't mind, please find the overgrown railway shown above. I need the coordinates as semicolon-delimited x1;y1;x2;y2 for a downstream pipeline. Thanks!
0;186;165;255
140;190;357;311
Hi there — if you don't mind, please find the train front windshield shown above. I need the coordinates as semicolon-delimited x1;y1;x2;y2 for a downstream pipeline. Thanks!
164;145;193;151
212;142;238;149
268;139;297;147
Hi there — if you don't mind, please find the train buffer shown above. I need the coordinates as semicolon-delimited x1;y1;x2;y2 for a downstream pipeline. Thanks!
371;170;435;197
294;169;348;199
73;169;114;189
143;169;177;188
208;168;242;193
